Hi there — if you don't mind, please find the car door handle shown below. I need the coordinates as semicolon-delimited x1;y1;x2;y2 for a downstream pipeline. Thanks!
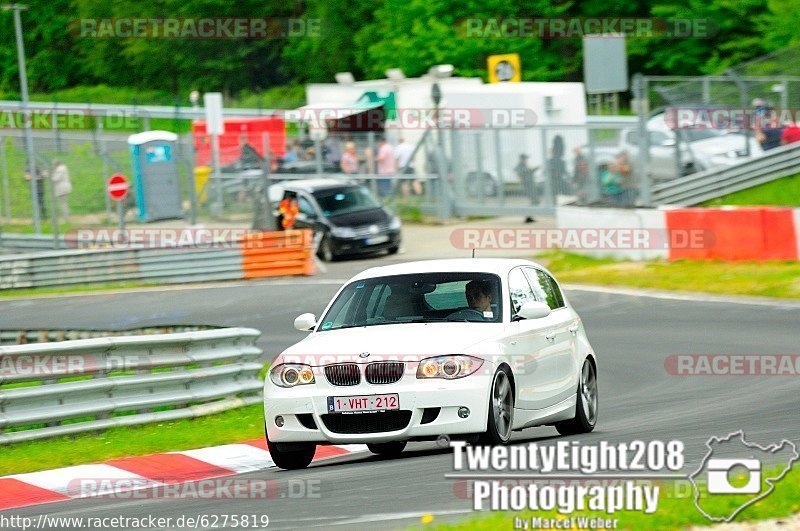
568;325;579;335
545;332;556;342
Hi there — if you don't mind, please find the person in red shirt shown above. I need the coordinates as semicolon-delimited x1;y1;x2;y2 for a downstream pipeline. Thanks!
781;125;800;145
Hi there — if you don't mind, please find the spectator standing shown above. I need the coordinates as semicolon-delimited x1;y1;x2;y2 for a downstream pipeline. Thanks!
24;164;48;220
51;159;72;220
394;136;420;196
601;159;624;204
616;151;636;205
572;146;590;204
375;136;396;197
282;141;299;164
752;98;783;151
546;135;568;195
340;142;360;174
515;154;538;223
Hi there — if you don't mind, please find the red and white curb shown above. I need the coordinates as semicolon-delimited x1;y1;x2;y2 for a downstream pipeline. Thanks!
0;439;368;511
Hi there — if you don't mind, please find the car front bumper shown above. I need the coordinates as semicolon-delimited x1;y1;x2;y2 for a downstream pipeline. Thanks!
329;230;401;257
264;371;491;444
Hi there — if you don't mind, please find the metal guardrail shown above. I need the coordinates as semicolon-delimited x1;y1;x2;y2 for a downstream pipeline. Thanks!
0;100;277;120
651;142;800;205
0;234;68;252
0;327;263;444
0;326;215;345
0;229;314;290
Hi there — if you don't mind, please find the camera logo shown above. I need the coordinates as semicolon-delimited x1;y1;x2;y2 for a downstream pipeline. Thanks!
706;458;761;494
689;431;798;523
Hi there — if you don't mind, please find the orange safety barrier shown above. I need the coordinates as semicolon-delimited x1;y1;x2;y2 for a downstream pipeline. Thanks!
666;208;798;261
239;229;316;278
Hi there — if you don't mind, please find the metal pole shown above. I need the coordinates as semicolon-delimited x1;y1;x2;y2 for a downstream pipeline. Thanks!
633;74;651;205
0;139;10;222
540;128;554;208
210;132;222;217
255;132;276;230
180;134;197;225
4;5;40;233
117;198;125;233
47;162;59;248
100;134;111;223
53;97;62;153
314;136;323;175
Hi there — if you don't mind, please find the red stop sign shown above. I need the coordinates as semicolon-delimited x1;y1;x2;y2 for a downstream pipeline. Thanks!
107;173;130;201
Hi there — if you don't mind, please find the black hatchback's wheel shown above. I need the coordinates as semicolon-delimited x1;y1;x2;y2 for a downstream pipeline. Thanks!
555;359;598;435
317;234;335;262
478;367;514;445
367;441;407;456
267;438;316;470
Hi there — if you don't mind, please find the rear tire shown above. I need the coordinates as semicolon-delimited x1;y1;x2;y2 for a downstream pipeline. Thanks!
555;359;598;436
478;367;514;445
367;441;407;456
267;438;316;470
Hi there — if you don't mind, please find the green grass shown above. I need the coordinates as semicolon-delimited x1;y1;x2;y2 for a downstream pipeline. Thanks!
0;403;265;475
703;173;800;207
427;467;800;530
539;251;800;299
0;136;131;218
0;282;161;299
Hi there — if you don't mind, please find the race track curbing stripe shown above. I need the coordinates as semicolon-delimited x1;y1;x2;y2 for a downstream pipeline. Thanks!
0;440;369;511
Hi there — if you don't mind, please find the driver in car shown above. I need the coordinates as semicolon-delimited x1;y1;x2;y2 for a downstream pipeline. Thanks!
447;280;494;321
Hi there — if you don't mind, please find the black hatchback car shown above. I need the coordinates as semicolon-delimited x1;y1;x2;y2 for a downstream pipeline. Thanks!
275;179;402;261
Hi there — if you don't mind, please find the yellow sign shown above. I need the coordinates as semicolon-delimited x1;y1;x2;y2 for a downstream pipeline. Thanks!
487;53;521;83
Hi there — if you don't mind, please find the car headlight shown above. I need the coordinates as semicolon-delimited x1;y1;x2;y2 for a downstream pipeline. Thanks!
389;216;402;230
416;355;484;380
269;363;315;387
330;226;356;238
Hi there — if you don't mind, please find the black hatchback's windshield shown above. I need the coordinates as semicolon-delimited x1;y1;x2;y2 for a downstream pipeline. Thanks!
317;272;503;331
313;186;381;217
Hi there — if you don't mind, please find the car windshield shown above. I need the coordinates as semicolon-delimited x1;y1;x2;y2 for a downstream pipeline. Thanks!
313;186;381;217
317;272;503;331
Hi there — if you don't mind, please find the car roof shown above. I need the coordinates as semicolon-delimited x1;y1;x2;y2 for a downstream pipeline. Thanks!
349;258;548;282
282;178;361;193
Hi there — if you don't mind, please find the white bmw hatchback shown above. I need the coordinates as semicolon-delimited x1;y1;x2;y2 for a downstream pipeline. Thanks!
263;258;598;469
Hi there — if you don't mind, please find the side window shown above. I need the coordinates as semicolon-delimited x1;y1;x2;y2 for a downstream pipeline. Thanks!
523;268;564;310
546;274;565;309
508;268;536;316
298;196;316;217
625;130;640;146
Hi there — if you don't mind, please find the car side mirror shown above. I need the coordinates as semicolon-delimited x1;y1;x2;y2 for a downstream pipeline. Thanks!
294;313;317;331
517;301;551;320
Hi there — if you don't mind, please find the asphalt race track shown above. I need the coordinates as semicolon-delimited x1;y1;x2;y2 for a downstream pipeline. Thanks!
2;259;799;530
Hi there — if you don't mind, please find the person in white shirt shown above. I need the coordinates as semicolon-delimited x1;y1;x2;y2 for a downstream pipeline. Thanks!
51;160;72;220
394;136;421;197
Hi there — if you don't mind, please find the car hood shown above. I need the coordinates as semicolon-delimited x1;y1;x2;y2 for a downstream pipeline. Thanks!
279;322;506;365
327;207;389;227
691;134;762;155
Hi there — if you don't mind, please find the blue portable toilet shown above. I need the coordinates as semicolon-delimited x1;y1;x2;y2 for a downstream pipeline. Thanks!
128;130;183;222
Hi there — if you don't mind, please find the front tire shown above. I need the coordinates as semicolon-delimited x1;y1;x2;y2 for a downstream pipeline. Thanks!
555;358;598;435
317;234;335;262
267;438;316;470
367;441;407;456
478;367;514;445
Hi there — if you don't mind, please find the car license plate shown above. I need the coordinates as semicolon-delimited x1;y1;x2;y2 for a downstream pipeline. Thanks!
365;235;389;245
327;393;399;413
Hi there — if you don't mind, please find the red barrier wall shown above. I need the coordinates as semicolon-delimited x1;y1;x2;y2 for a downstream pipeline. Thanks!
666;208;799;261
